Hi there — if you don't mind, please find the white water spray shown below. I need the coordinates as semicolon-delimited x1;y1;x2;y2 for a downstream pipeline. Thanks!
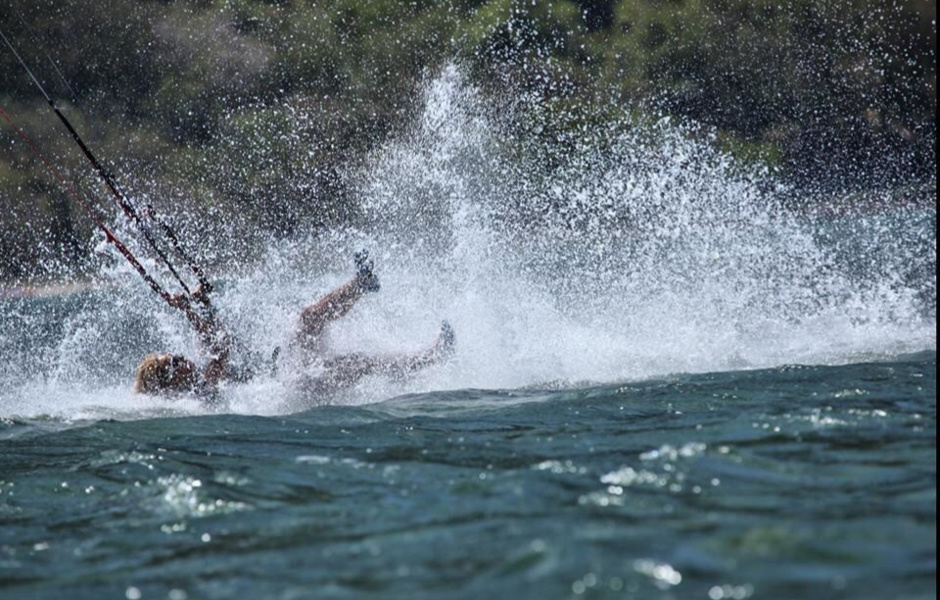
0;66;934;420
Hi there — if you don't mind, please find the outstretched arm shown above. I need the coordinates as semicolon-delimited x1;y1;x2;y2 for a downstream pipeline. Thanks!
166;284;233;386
202;346;231;388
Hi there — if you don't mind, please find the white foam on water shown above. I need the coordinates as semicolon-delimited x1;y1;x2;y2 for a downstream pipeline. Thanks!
0;65;934;420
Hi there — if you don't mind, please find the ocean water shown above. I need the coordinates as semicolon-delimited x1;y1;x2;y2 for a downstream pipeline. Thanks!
0;68;936;598
0;352;935;600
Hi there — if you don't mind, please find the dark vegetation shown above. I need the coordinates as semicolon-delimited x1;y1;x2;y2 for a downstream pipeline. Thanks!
0;0;935;281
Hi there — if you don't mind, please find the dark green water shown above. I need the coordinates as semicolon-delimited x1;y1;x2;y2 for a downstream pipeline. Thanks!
1;352;934;600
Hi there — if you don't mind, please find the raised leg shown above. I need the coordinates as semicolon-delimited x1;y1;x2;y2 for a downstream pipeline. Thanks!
295;277;364;352
295;251;381;353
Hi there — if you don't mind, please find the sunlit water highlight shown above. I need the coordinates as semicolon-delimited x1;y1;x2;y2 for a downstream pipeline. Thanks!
0;67;935;599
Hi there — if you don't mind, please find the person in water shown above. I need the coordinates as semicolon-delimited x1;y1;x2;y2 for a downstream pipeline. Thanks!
134;251;455;400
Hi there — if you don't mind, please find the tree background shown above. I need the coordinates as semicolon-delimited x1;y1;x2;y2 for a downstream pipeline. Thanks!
0;0;935;282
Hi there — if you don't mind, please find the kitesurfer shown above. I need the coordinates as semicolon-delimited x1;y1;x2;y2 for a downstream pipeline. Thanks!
0;30;458;404
133;251;455;402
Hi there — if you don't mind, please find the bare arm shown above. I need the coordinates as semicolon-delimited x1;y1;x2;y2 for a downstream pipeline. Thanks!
167;285;233;387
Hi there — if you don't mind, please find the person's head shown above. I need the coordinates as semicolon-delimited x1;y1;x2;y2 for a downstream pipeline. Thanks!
134;353;199;395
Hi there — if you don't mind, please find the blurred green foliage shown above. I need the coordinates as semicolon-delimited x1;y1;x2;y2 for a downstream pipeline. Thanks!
0;0;935;280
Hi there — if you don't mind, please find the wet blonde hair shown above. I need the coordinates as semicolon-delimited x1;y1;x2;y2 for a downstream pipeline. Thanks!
134;353;197;394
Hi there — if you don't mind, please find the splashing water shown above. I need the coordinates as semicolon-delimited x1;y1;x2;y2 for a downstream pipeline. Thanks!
0;66;934;420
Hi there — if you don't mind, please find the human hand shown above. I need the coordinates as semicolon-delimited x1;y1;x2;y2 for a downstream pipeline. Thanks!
167;293;190;309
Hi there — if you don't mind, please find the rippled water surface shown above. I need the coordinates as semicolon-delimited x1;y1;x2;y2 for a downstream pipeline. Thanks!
1;352;934;600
